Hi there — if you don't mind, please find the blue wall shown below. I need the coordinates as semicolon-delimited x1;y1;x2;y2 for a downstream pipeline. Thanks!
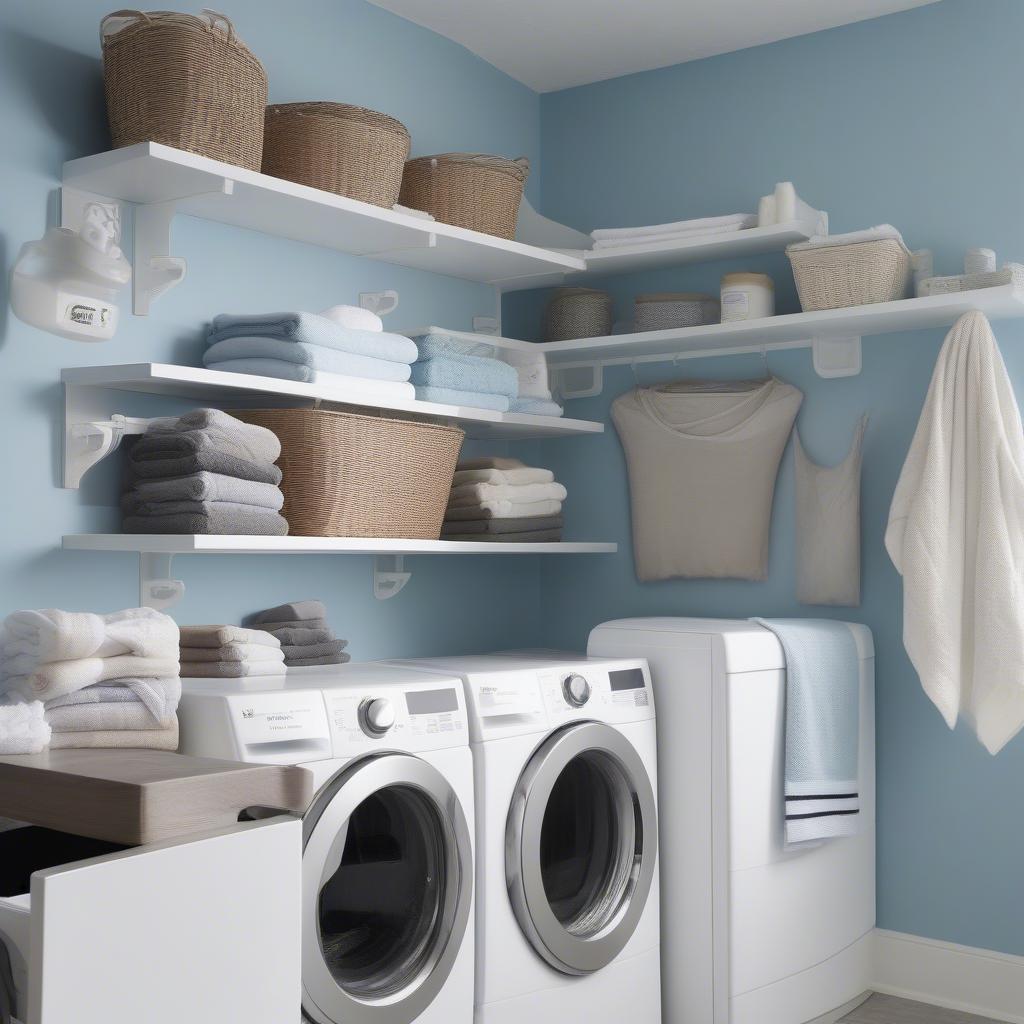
529;0;1024;956
0;0;543;658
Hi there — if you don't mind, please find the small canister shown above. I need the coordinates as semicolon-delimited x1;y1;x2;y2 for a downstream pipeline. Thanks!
720;272;775;322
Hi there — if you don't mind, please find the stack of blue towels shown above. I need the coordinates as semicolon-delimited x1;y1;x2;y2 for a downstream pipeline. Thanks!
202;309;419;401
409;332;519;411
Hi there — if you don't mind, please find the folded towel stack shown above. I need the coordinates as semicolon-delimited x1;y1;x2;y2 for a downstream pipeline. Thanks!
589;212;757;251
0;607;181;752
409;332;522;412
122;409;289;535
179;625;285;678
245;600;350;667
202;309;419;400
442;458;566;541
500;347;564;418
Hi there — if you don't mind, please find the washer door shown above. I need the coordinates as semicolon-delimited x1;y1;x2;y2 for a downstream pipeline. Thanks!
506;722;657;976
302;753;472;1024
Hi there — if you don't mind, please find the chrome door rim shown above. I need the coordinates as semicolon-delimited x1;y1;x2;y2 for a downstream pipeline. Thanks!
505;722;657;976
302;753;472;1024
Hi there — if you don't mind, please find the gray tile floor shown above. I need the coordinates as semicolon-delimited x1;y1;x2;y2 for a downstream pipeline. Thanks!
840;993;1009;1023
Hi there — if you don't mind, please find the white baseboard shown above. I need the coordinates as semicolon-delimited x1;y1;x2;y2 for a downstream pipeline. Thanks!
872;929;1024;1023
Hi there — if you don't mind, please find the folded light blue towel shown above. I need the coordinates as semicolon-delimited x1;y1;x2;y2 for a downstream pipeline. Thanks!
509;397;564;417
410;353;519;397
752;618;861;846
412;332;498;359
204;337;412;381
208;312;418;363
415;386;510;412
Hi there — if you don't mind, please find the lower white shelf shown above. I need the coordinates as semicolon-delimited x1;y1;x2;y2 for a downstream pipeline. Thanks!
61;535;617;556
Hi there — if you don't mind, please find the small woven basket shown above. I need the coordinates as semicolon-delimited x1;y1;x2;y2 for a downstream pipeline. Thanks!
787;237;912;311
234;408;464;539
399;153;530;239
101;9;267;170
262;102;411;207
545;287;612;342
634;293;720;332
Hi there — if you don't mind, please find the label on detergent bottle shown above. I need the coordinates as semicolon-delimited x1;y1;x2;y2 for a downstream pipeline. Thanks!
720;289;750;322
59;292;117;338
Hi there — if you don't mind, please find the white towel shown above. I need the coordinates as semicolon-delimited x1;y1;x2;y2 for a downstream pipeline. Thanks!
445;499;563;520
319;304;383;332
448;482;567;507
2;655;180;702
789;224;904;251
0;699;50;754
591;212;756;241
499;349;550;400
45;676;181;723
591;220;759;250
886;311;1024;754
452;467;554;486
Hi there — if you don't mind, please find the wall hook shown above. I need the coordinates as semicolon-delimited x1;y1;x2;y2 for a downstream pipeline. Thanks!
373;555;411;600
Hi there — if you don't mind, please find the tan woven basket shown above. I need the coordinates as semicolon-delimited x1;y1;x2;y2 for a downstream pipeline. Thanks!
234;408;464;539
634;292;720;331
545;287;612;342
399;153;530;239
787;237;912;311
262;102;411;207
101;9;267;170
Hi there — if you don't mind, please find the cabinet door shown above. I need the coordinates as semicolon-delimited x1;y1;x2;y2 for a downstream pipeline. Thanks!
30;816;301;1024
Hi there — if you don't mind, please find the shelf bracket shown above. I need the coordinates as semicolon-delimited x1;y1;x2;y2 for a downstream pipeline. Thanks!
139;552;185;610
552;363;603;401
360;232;438;262
373;555;411;600
812;335;862;378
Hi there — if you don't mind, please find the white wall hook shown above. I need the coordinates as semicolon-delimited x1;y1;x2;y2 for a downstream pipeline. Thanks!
373;555;411;600
139;553;185;610
359;290;400;317
813;335;862;378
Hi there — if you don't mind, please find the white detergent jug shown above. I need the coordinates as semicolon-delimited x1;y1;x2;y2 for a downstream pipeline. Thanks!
10;203;131;341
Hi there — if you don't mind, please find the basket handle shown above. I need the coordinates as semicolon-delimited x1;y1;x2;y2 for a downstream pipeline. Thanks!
100;9;150;43
200;8;237;42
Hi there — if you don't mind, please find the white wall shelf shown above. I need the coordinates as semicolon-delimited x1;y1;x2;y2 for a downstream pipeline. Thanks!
60;363;602;488
61;143;588;312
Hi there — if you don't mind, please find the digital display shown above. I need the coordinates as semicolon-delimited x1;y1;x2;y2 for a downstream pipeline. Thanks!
406;688;459;715
609;668;645;692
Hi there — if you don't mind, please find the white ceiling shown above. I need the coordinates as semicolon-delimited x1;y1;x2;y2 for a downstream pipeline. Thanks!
369;0;937;92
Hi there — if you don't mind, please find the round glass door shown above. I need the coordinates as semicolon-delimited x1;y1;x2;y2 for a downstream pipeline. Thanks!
506;722;657;976
302;754;472;1024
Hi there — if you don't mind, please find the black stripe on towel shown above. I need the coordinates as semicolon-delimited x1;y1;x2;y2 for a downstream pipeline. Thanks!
786;793;858;801
786;809;861;821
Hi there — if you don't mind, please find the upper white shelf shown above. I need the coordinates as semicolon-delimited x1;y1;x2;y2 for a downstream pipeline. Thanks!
62;143;586;293
61;363;602;441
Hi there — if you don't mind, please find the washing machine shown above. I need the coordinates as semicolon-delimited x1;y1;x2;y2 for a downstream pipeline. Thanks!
393;653;660;1024
177;664;476;1024
588;618;875;1024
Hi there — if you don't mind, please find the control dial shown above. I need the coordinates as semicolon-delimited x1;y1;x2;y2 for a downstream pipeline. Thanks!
562;673;591;708
359;697;396;737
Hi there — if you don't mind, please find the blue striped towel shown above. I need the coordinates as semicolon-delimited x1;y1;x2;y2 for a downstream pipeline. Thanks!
414;386;510;412
410;353;519;397
412;332;499;359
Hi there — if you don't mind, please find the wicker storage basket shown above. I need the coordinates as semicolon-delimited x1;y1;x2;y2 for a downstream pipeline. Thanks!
787;237;912;311
545;287;612;342
234;408;464;539
101;9;267;170
262;102;411;207
634;292;720;332
399;153;530;239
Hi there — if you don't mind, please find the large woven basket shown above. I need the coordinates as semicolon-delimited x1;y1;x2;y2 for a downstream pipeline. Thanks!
234;408;464;539
787;237;912;311
399;153;529;239
545;287;612;342
101;9;267;170
634;292;719;332
262;102;411;207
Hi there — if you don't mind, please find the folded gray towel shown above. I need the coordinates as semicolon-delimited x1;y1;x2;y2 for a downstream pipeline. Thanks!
288;652;352;667
269;626;334;645
248;600;327;624
123;507;289;536
127;472;284;509
255;617;330;632
44;676;181;722
178;625;280;649
126;446;283;485
441;528;563;542
122;496;283;518
142;409;281;464
180;644;286;664
442;514;564;536
282;639;347;661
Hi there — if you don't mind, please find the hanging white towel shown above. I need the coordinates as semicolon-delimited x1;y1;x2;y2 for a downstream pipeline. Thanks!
885;311;1024;754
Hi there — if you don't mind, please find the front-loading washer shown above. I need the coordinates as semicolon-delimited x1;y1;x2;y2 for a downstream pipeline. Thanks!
177;663;475;1024
392;652;660;1024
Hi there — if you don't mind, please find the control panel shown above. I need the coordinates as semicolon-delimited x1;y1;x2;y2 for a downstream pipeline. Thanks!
538;661;652;722
324;684;465;752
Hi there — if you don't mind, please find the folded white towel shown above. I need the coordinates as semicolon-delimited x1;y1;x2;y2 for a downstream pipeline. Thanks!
50;719;179;751
0;699;50;754
499;349;550;399
46;701;172;733
448;482;567;507
319;304;383;332
592;220;759;250
452;467;555;486
886;311;1024;755
45;676;181;723
445;499;563;520
591;212;756;241
2;655;180;702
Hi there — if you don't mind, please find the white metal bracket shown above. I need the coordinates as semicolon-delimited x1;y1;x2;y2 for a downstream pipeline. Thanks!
373;555;411;600
812;335;862;378
552;363;604;400
359;290;400;317
139;552;185;610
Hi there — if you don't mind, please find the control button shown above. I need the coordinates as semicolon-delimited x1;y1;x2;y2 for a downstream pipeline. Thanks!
359;697;395;737
562;673;591;708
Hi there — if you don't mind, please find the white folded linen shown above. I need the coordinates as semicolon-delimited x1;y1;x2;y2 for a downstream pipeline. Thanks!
591;212;756;241
790;224;904;251
592;220;759;250
50;719;179;751
2;655;180;702
886;311;1024;755
0;699;50;754
444;499;563;520
45;676;181;723
319;304;383;332
46;701;172;733
499;348;550;400
448;482;568;507
453;467;555;486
